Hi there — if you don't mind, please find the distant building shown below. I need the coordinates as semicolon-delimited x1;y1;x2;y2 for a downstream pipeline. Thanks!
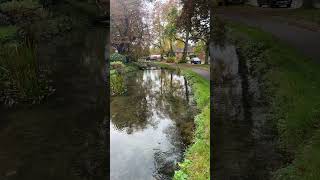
147;55;161;61
174;47;194;60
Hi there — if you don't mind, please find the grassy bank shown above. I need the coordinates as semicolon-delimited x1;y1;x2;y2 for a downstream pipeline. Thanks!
227;22;320;180
110;62;139;96
156;62;210;180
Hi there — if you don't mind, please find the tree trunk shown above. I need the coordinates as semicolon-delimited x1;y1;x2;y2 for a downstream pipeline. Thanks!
205;42;209;64
169;40;174;57
182;30;190;61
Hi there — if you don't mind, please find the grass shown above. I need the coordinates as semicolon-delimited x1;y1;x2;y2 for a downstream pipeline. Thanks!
0;41;52;104
173;70;210;180
0;26;18;43
227;21;320;180
155;62;210;180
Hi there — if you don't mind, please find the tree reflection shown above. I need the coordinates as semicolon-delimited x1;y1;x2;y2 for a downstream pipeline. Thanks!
111;69;195;143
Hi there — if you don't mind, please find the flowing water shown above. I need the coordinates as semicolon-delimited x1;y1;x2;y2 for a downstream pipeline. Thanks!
110;69;196;180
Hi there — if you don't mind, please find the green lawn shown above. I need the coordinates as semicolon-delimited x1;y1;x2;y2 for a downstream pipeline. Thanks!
228;21;320;180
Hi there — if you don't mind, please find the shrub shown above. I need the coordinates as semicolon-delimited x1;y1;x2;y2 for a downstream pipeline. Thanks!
110;52;126;63
110;73;126;96
0;41;53;105
166;56;175;63
178;58;187;64
0;0;41;12
110;61;124;70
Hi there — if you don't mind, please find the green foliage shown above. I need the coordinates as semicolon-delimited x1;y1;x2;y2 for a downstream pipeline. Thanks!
110;72;126;96
0;0;41;12
194;41;205;56
228;22;320;180
178;58;187;64
110;61;125;70
0;42;53;105
110;63;138;96
166;56;176;63
110;53;126;63
0;26;17;43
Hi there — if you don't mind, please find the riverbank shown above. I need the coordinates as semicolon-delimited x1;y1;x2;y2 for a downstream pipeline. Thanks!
0;0;102;107
155;62;210;180
227;22;320;179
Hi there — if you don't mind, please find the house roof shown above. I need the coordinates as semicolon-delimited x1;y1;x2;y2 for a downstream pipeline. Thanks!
174;47;194;53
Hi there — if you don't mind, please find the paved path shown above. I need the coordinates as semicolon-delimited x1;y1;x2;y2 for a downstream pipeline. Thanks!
190;67;210;80
216;9;320;62
178;64;210;80
165;63;210;80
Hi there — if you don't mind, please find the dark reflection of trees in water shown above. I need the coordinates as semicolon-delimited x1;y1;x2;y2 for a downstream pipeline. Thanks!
110;69;196;179
110;70;154;134
154;70;196;145
111;69;195;142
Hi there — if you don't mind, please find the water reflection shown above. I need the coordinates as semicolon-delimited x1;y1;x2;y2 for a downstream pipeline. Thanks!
110;69;196;180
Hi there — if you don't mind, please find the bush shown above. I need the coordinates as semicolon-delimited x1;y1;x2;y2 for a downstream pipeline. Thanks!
178;58;187;64
166;56;175;63
0;0;41;12
110;52;126;63
110;61;124;70
0;41;54;105
110;73;126;96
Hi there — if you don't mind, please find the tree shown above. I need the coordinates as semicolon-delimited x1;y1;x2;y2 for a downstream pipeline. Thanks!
150;0;180;57
177;0;195;61
178;0;210;63
163;6;178;57
110;0;150;60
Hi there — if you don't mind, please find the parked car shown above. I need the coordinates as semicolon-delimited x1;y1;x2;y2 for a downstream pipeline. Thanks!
258;0;292;7
191;57;201;64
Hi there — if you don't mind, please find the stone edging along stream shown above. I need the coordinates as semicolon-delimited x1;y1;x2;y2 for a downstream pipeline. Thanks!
154;62;210;180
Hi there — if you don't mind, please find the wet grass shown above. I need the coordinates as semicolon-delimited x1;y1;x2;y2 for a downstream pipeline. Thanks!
0;26;18;43
174;70;210;180
0;41;52;105
228;22;320;180
156;62;210;180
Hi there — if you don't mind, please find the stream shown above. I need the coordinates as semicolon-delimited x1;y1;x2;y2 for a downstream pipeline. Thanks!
110;69;196;180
